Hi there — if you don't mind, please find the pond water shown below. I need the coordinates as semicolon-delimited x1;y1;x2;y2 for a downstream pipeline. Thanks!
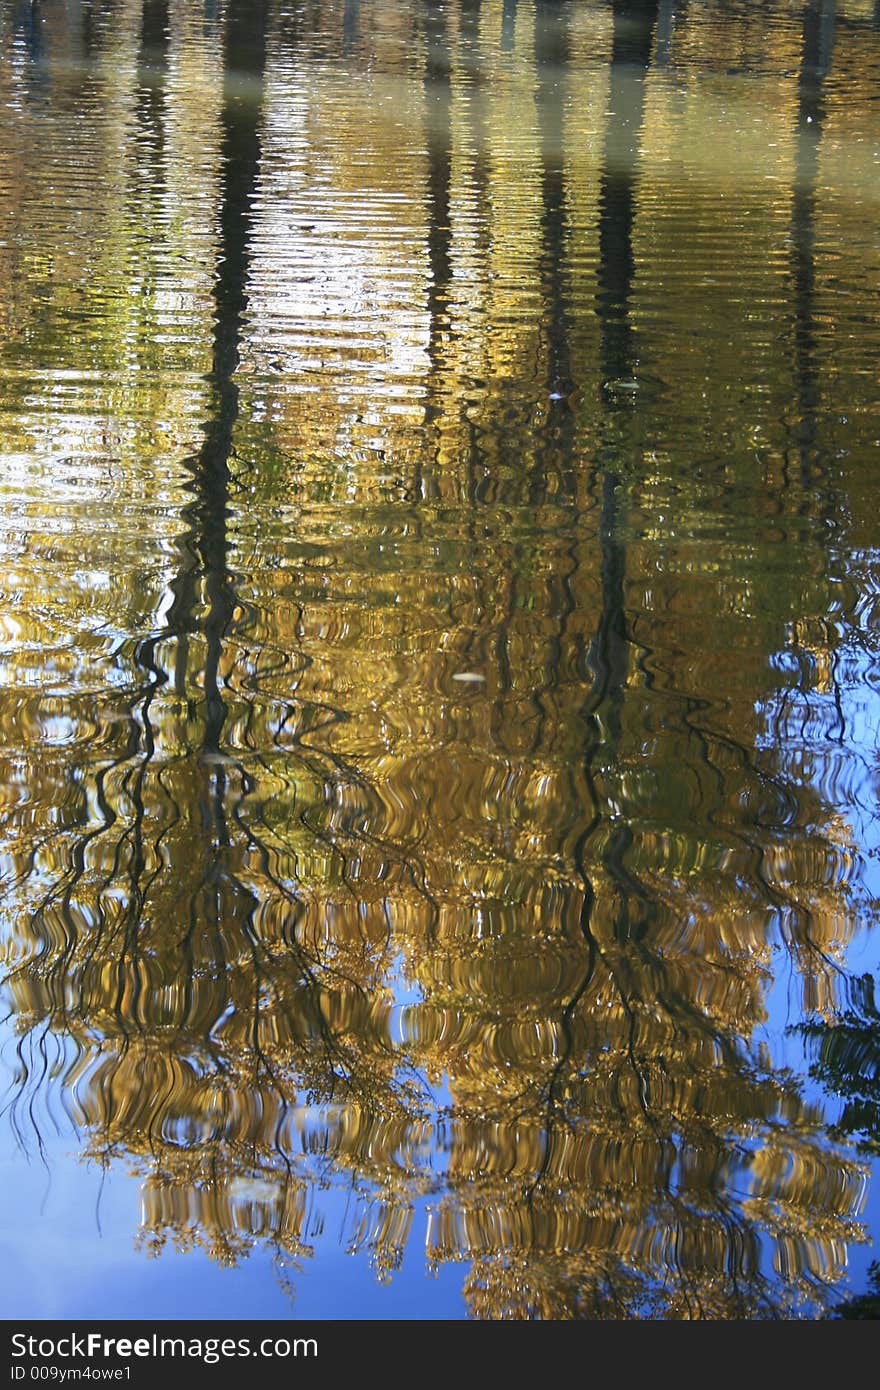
0;0;879;1320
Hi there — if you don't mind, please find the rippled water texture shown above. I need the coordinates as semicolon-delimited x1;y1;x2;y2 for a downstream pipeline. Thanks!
1;0;879;1321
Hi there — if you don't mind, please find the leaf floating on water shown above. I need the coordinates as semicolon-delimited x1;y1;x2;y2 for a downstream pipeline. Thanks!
452;672;486;683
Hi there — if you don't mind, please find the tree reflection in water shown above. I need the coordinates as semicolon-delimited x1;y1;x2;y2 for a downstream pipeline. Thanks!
0;0;878;1318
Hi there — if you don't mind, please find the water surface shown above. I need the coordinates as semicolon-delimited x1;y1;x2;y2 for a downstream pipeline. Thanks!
1;0;879;1320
